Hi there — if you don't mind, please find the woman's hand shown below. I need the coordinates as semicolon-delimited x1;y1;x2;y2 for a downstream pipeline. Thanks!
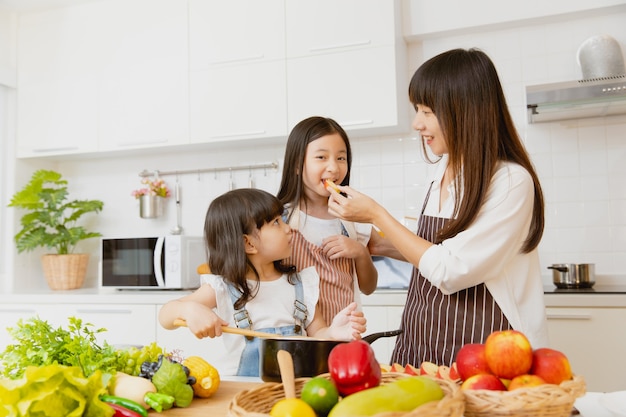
328;302;367;341
327;185;381;224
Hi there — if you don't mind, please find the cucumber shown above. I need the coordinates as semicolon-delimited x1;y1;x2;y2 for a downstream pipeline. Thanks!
328;376;444;417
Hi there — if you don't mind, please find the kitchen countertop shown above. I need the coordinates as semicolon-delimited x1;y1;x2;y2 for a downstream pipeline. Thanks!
145;379;618;416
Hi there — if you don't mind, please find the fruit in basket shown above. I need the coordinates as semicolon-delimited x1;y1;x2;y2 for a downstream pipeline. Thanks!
530;348;573;384
418;361;439;377
455;343;492;380
484;330;533;379
328;376;444;417
328;340;381;396
182;356;220;398
301;377;340;416
460;373;507;391
507;374;546;390
270;398;316;417
404;364;420;375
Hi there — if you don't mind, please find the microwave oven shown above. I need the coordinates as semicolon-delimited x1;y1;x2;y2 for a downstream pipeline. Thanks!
100;235;205;290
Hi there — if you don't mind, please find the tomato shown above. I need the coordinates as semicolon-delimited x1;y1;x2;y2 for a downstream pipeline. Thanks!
269;398;316;417
300;377;339;416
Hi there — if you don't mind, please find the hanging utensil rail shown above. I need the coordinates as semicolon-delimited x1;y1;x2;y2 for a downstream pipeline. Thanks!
138;161;279;178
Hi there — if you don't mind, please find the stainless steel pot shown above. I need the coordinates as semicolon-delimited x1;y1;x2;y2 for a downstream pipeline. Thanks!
548;263;595;289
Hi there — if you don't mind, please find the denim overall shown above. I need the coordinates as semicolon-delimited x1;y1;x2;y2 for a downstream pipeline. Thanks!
228;276;308;376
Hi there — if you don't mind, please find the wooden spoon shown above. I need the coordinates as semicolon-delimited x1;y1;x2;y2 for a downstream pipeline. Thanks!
277;349;296;399
173;318;279;338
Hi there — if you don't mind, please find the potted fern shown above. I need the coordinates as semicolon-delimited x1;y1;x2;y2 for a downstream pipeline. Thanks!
8;170;104;290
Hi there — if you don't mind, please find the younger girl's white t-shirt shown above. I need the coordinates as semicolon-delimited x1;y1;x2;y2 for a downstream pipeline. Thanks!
199;266;319;376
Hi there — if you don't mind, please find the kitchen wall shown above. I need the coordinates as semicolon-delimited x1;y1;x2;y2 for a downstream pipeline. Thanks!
4;2;626;291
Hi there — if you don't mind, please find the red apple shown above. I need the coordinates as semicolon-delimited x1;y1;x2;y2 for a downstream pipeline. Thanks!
455;343;492;381
461;373;507;391
484;330;533;379
418;361;439;377
508;374;546;390
530;348;573;385
404;364;419;375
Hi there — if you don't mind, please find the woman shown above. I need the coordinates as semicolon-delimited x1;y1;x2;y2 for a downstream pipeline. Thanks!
328;48;549;367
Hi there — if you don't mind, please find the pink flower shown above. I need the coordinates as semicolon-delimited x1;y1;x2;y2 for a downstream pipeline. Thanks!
132;178;171;199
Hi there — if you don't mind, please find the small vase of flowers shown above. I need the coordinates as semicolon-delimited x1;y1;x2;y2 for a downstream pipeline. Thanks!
132;178;171;219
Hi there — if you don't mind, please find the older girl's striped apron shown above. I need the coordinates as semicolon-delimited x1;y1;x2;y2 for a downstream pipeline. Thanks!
288;229;354;326
390;182;511;367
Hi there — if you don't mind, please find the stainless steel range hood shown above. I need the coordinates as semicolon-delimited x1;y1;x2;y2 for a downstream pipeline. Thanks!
526;76;626;123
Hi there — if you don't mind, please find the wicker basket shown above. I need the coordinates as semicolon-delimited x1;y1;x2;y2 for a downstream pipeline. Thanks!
462;375;586;417
41;253;89;290
228;373;464;417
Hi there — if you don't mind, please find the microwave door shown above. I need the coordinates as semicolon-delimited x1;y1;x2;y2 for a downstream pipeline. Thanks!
153;236;166;287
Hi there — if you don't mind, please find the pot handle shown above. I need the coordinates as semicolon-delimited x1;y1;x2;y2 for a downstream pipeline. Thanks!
547;266;569;272
362;329;403;344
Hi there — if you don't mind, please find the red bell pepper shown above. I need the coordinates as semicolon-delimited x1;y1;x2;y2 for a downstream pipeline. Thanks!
107;403;144;417
328;340;382;396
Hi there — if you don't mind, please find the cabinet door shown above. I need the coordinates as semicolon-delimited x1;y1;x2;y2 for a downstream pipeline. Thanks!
546;307;626;392
361;305;403;365
287;46;406;135
190;60;287;142
189;0;285;70
285;0;397;58
98;0;189;150
16;4;101;157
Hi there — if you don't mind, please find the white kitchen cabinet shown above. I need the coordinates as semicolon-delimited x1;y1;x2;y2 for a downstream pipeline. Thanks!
16;0;189;157
546;307;626;392
284;0;408;135
0;303;157;352
188;0;287;143
97;0;189;151
285;0;397;58
16;3;102;157
287;46;406;135
361;305;403;365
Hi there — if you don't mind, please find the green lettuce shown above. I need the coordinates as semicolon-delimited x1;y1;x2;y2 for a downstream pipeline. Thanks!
0;364;114;417
151;358;193;408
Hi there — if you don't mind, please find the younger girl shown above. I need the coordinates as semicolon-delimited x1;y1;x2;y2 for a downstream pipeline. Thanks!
158;188;366;377
276;116;378;326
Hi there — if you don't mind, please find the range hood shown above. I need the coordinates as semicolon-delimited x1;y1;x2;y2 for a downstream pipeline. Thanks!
526;76;626;123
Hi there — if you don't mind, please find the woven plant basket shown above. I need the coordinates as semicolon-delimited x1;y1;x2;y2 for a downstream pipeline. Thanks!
41;253;89;290
228;373;464;417
462;375;586;417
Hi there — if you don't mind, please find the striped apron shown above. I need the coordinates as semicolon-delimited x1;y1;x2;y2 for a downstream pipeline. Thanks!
390;183;511;367
288;229;354;326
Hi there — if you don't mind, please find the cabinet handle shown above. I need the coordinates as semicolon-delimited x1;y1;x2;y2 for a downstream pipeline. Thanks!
76;309;133;315
210;130;266;139
310;40;371;52
209;54;265;65
339;119;374;127
31;146;79;153
115;139;169;147
546;314;592;320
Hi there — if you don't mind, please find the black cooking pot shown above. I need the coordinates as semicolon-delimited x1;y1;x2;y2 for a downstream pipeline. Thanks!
259;329;402;382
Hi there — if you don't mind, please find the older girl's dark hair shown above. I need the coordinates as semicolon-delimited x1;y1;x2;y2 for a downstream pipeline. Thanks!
204;188;296;309
409;48;544;253
277;116;352;221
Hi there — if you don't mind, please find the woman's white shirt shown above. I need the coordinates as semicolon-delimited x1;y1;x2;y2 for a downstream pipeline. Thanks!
199;266;320;375
418;155;549;348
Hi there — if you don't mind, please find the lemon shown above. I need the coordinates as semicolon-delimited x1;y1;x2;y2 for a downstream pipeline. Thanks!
270;398;316;417
301;377;340;416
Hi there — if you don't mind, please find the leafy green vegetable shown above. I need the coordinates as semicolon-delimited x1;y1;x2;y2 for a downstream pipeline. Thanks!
0;316;118;379
0;317;167;380
151;357;193;408
0;364;114;417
